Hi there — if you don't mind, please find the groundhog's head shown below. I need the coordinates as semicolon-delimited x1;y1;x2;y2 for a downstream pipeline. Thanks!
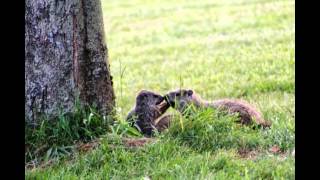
164;89;196;113
136;90;169;114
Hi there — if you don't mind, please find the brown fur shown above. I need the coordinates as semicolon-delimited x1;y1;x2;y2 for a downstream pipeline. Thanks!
126;90;170;136
153;114;174;133
164;89;271;128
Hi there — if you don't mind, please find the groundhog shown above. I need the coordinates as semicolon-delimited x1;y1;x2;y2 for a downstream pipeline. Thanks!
153;114;174;133
126;90;171;136
164;89;271;128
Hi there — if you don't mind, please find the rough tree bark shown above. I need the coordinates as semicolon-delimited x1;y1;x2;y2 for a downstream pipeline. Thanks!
25;0;115;124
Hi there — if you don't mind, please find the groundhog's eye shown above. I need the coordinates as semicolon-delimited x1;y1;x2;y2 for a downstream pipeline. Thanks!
176;93;180;96
187;90;193;96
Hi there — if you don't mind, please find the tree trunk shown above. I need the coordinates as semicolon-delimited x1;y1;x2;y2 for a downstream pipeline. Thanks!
25;0;115;124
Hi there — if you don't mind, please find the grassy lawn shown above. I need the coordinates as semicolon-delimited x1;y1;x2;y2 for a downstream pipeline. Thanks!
26;0;295;179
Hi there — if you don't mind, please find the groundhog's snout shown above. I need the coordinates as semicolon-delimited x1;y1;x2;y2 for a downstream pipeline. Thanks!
163;94;175;107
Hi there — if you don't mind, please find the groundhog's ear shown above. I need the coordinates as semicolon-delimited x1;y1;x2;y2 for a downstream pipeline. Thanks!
187;89;193;96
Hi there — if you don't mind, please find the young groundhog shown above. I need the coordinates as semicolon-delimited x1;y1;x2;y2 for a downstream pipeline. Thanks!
126;90;171;136
164;89;271;128
153;114;174;133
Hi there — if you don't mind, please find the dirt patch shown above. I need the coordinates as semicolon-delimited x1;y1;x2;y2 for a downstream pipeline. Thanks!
25;139;101;170
25;158;57;171
238;145;294;161
25;161;37;170
237;148;259;159
76;139;100;152
25;137;157;171
269;145;281;154
122;137;156;148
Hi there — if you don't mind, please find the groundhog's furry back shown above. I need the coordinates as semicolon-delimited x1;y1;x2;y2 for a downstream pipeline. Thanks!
164;89;271;128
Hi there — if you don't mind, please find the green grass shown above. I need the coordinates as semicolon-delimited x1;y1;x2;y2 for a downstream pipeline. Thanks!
25;102;114;165
26;0;295;179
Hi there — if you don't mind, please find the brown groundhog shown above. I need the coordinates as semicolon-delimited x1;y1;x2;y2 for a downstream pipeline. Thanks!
126;90;171;136
164;89;271;128
153;114;174;133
